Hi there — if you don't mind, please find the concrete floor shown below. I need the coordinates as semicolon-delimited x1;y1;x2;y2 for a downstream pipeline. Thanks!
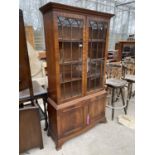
21;96;135;155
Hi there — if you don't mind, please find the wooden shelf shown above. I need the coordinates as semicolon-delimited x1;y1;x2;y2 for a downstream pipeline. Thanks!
87;72;101;79
59;38;83;42
61;90;81;100
60;60;82;65
89;39;105;42
61;77;82;84
89;58;104;62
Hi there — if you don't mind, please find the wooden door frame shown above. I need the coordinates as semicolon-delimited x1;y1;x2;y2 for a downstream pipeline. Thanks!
53;11;86;103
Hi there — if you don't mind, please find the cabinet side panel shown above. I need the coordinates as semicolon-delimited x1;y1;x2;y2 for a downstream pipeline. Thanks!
48;101;58;140
43;12;57;102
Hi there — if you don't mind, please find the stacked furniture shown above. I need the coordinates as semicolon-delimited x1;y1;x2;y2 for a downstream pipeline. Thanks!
107;50;118;62
19;9;43;153
40;2;114;149
115;41;135;61
122;58;135;110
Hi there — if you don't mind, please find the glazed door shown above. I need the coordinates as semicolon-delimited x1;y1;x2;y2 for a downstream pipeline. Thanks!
86;17;108;94
55;13;85;102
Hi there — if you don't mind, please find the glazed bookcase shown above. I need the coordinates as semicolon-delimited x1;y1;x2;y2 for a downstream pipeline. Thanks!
40;2;114;150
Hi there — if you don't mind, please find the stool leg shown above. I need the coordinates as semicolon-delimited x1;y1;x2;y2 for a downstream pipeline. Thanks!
115;89;121;102
43;98;48;131
31;98;35;106
126;82;131;110
111;88;115;120
120;88;127;114
129;83;133;99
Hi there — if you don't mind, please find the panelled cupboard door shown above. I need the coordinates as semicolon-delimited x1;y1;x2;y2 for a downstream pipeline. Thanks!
88;95;106;123
58;103;86;138
86;17;108;94
54;12;86;102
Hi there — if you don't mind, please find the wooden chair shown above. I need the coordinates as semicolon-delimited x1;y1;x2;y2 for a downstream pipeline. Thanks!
122;57;135;110
106;62;127;120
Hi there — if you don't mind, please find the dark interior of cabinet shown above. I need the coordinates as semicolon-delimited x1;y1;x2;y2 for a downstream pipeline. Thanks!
122;44;135;59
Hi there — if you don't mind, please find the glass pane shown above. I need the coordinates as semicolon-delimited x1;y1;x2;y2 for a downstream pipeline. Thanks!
87;60;104;92
87;20;107;92
88;42;105;59
58;16;83;100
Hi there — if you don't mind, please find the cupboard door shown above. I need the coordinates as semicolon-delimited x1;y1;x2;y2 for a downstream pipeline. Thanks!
56;14;85;101
58;103;86;138
88;95;106;123
87;18;108;93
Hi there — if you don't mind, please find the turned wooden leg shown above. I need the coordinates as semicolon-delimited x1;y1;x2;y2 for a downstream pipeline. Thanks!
19;103;24;108
47;130;50;137
126;82;131;110
129;83;133;99
43;98;48;131
111;88;115;120
120;88;127;115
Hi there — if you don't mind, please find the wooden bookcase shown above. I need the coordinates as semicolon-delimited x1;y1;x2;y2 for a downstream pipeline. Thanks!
40;2;114;150
115;41;135;61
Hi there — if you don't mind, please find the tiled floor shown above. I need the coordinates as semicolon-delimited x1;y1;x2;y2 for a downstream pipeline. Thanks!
21;96;135;155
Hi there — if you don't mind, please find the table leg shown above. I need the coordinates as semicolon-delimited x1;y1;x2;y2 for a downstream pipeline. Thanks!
43;98;48;131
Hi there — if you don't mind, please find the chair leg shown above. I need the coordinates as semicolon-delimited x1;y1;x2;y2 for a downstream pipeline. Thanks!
31;98;35;106
120;88;127;115
19;103;24;108
129;83;133;99
115;89;121;102
35;99;39;104
126;83;131;110
111;88;115;120
43;98;48;131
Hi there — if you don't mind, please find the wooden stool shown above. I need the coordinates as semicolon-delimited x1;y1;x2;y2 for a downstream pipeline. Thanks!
122;58;135;110
124;75;135;110
106;63;127;120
